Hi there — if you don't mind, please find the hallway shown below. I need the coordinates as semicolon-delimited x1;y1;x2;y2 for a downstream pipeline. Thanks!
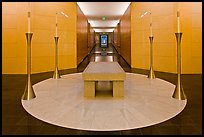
77;44;131;72
2;2;202;135
2;44;202;135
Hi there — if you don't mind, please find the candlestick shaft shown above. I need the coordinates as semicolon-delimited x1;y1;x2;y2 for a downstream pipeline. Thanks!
27;33;32;78
148;36;155;79
53;37;61;79
176;33;181;78
22;33;36;100
55;37;59;70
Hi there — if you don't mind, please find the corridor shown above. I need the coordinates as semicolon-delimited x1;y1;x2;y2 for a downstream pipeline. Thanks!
2;2;202;135
77;44;131;72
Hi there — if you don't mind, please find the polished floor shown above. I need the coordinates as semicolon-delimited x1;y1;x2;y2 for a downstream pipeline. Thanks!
22;73;186;131
2;44;202;135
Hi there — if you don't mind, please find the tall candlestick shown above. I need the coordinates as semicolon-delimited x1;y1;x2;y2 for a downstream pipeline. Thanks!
150;13;153;37
56;13;58;37
177;11;180;33
28;2;31;33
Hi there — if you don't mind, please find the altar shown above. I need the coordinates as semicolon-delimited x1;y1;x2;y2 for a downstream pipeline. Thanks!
82;62;126;97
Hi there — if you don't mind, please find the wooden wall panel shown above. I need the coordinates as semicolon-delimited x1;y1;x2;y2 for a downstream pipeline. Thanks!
131;2;202;74
2;2;77;74
77;5;88;65
87;23;95;53
109;32;113;44
87;23;91;53
113;23;121;53
90;26;95;51
120;4;131;65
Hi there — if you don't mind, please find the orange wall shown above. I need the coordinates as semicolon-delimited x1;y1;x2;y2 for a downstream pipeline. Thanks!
2;2;77;74
131;2;202;74
77;5;88;65
120;4;131;65
179;2;202;74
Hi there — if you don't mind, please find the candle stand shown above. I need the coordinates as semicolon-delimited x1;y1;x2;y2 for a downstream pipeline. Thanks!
172;33;186;100
53;36;61;79
148;36;155;79
22;33;36;100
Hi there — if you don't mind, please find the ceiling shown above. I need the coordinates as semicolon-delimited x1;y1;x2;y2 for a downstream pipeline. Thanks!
77;2;131;33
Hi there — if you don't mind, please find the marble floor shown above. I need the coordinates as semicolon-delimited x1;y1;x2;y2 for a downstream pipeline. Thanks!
22;73;187;131
2;44;202;135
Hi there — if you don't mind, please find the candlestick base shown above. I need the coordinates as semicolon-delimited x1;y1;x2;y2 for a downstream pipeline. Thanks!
148;67;155;79
172;81;186;100
22;79;36;100
53;67;61;79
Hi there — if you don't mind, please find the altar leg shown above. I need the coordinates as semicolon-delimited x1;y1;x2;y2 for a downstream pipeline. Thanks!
113;81;124;97
84;81;95;97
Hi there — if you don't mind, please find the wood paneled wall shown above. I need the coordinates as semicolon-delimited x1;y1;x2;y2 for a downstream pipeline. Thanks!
108;32;113;44
87;23;91;53
113;23;121;53
120;4;131;65
77;5;88;65
2;2;77;74
131;2;202;74
87;23;95;53
90;27;95;51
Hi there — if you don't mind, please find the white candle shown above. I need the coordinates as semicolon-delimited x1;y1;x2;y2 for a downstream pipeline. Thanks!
177;11;180;33
28;2;31;33
150;13;153;37
55;13;58;37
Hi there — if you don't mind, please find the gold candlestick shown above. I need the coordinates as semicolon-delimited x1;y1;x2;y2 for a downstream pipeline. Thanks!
172;33;186;100
22;33;36;100
148;36;155;79
53;36;61;79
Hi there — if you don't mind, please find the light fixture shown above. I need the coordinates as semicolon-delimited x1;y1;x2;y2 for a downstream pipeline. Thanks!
140;11;151;18
60;12;68;18
102;16;106;21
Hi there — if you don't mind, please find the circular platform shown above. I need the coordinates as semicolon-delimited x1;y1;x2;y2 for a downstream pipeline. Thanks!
21;73;187;131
